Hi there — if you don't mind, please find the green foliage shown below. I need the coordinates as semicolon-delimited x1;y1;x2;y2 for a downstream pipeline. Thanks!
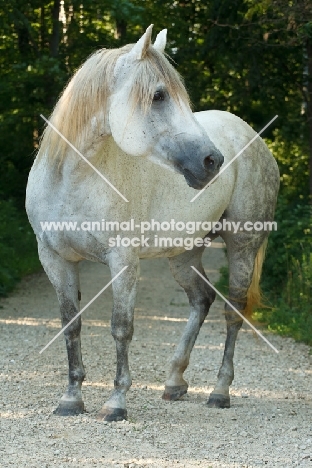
254;252;312;345
262;197;311;294
215;264;229;297
260;130;311;338
0;200;41;296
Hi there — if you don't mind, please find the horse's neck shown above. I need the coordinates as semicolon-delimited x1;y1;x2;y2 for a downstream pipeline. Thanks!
56;112;156;198
58;132;158;215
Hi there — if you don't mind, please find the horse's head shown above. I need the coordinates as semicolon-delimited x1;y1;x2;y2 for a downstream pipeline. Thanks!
108;25;224;190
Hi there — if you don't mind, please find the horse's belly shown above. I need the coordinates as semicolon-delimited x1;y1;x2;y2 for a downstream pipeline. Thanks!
138;242;208;259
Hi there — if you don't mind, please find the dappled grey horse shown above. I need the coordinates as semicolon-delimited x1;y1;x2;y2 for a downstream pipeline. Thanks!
26;25;279;421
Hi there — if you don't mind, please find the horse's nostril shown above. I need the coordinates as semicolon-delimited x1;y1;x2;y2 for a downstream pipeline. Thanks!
204;155;215;169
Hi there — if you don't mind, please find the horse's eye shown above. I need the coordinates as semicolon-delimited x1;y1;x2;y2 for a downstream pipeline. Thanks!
153;90;165;102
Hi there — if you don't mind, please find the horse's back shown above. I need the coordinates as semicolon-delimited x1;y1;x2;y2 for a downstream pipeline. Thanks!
195;110;280;223
195;110;270;158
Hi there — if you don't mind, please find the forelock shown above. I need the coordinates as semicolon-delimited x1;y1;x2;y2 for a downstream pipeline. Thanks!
128;46;190;112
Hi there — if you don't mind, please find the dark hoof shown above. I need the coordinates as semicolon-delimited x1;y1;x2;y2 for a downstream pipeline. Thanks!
207;393;230;408
162;384;188;401
96;407;127;422
53;400;85;416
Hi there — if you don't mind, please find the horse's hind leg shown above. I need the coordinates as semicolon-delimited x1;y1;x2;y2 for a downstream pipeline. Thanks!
207;233;266;408
162;246;216;401
38;240;85;415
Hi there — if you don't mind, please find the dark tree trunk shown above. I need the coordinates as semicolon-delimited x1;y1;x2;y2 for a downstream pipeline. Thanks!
307;39;312;199
13;9;32;56
116;19;127;41
50;0;60;57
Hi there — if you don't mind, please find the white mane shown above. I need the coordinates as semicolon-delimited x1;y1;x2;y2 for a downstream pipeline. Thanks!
38;44;190;163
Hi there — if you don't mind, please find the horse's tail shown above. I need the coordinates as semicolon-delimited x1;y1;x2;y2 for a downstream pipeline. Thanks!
245;238;268;318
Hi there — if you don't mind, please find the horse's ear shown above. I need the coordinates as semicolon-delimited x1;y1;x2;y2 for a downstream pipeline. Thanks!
153;29;167;53
129;24;153;60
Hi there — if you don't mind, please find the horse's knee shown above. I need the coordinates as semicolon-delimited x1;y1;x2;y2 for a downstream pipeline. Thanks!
112;328;133;342
63;313;82;339
111;316;133;342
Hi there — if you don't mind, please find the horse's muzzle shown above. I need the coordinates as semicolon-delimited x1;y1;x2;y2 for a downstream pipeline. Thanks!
176;148;224;190
182;168;220;190
202;151;224;173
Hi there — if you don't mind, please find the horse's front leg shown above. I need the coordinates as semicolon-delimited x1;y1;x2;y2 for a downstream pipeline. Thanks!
97;250;139;422
162;246;216;401
37;240;85;415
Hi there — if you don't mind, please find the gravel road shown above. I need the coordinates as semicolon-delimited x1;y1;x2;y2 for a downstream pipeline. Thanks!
0;241;311;468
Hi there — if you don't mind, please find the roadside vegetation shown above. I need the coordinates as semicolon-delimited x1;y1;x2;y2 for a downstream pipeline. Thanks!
0;200;41;296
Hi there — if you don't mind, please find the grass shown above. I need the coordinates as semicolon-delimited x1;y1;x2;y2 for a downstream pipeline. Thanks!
0;199;41;297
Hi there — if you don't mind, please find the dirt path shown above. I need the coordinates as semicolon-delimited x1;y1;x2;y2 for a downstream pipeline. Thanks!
0;241;311;468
